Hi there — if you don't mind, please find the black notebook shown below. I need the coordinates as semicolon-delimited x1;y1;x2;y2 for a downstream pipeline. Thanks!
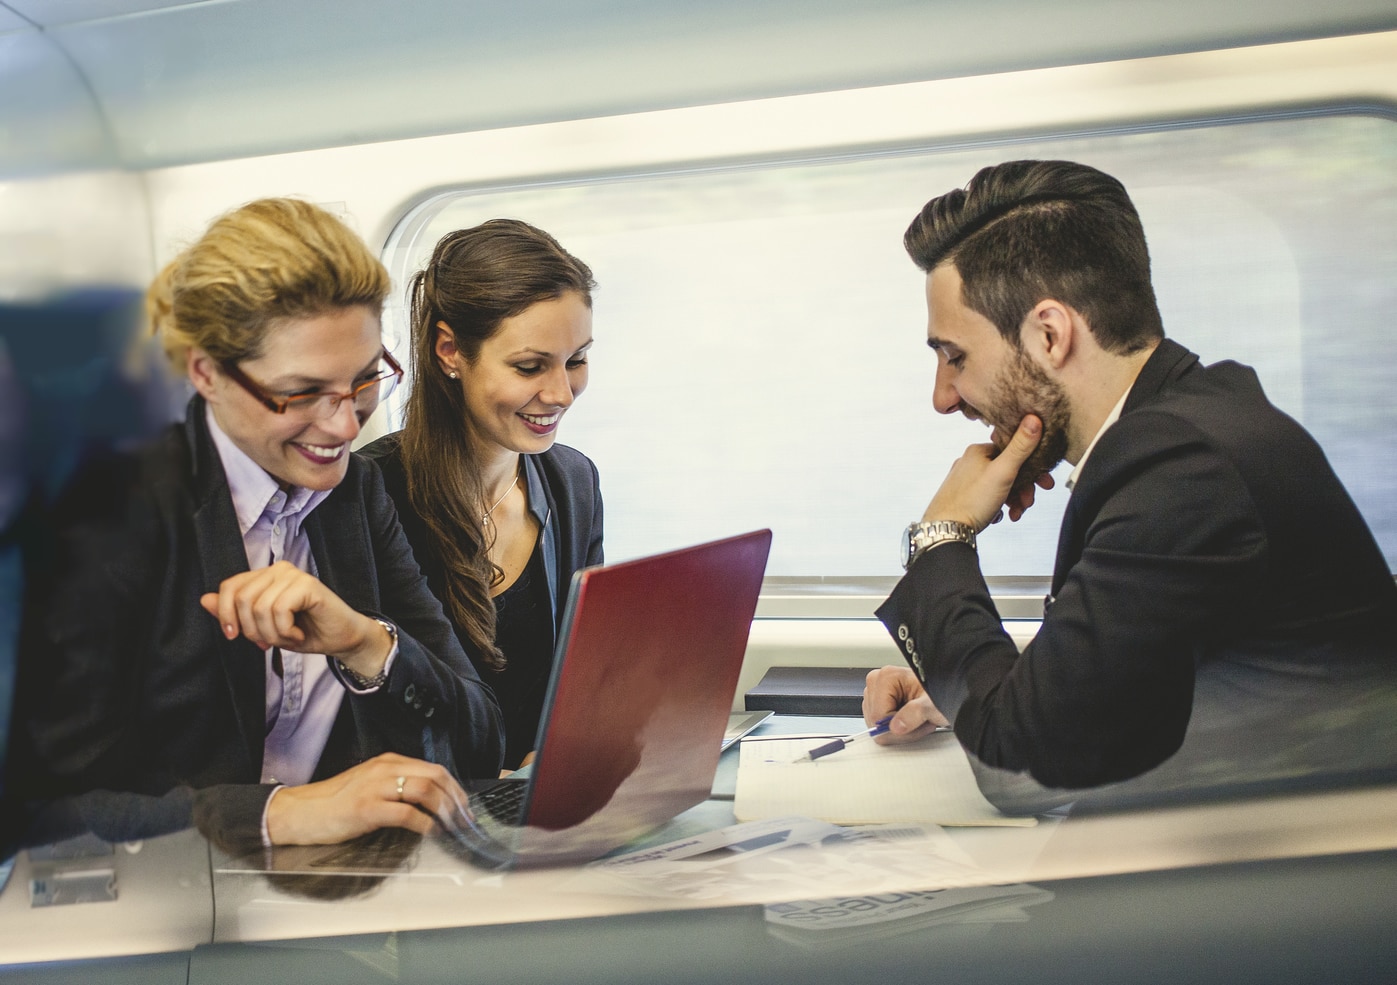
744;666;871;716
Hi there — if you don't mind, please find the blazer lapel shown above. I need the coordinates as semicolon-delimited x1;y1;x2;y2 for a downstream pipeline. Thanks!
523;454;560;655
305;483;376;613
185;401;265;778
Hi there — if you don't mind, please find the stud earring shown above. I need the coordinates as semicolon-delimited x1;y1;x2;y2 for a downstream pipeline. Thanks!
448;370;459;379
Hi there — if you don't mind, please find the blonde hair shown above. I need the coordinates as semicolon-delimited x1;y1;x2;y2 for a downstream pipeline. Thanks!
147;198;391;374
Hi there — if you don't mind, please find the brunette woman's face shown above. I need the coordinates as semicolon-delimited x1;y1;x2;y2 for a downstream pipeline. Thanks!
192;305;385;490
440;291;593;457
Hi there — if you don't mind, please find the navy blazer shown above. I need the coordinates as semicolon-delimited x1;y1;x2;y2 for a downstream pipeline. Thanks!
11;398;504;832
359;433;604;681
878;340;1397;808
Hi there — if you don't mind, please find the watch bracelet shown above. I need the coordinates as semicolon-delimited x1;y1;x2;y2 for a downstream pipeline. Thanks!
335;617;396;689
904;520;977;570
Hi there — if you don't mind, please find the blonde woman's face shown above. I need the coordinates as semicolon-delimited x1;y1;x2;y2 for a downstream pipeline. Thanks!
198;305;385;490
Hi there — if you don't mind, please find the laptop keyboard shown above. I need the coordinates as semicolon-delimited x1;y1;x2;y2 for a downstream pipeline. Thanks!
476;779;529;825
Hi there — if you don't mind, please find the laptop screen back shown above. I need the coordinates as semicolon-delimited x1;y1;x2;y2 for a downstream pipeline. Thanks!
511;529;771;858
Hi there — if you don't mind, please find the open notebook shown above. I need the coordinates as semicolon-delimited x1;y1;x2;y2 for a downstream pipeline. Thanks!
734;730;1036;827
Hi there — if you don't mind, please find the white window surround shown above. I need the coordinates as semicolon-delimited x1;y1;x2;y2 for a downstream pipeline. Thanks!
380;113;1397;590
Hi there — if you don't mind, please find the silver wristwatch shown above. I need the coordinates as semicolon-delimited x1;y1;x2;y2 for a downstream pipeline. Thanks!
901;520;977;570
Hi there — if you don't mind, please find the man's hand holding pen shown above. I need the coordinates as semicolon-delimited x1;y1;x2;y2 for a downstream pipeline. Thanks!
862;665;951;744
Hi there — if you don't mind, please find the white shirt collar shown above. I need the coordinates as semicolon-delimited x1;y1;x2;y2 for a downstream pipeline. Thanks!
205;404;328;535
1066;385;1133;491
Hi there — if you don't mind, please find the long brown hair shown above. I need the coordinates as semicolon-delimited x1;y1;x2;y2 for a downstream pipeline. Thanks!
399;219;594;668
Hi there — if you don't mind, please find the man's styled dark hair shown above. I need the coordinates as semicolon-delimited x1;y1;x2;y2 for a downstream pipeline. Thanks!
904;160;1164;353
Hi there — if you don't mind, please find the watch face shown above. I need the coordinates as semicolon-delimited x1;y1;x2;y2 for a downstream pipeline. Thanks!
900;523;917;569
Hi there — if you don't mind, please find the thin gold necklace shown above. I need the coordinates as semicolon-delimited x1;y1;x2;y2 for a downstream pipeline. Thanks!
482;472;520;526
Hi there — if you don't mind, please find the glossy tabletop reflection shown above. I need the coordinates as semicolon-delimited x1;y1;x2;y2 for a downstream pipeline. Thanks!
3;715;1397;983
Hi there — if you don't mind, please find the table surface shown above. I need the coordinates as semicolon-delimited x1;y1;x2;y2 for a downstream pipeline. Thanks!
4;715;1397;979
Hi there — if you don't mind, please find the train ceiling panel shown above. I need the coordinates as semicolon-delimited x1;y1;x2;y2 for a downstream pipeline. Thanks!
3;0;1397;178
1;1;205;27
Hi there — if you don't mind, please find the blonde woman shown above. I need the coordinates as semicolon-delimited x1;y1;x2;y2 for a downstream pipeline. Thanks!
13;199;503;847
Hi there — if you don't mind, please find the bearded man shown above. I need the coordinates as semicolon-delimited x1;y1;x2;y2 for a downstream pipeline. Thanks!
864;160;1396;811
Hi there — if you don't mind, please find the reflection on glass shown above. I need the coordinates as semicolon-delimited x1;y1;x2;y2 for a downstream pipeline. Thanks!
763;884;1054;949
253;829;424;903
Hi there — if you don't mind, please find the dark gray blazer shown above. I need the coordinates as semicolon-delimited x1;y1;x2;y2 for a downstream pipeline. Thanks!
878;340;1397;809
359;433;604;681
11;397;504;838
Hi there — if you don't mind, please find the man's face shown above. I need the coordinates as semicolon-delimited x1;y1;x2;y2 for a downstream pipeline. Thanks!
924;264;1070;488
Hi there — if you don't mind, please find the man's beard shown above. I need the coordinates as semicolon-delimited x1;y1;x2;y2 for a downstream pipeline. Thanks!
977;348;1072;494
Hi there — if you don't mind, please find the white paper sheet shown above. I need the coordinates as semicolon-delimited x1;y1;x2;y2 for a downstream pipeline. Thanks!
734;731;1036;827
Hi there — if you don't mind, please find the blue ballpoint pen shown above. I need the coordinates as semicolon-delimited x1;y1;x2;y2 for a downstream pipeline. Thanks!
790;715;893;763
791;715;952;763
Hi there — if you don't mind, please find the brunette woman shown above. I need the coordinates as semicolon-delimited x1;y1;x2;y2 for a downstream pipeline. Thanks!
362;220;602;771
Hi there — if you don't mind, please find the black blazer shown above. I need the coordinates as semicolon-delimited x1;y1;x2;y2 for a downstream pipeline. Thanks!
878;340;1397;806
11;398;504;829
359;433;604;677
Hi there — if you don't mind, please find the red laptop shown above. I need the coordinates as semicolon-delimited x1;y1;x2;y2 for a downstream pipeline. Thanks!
452;529;772;867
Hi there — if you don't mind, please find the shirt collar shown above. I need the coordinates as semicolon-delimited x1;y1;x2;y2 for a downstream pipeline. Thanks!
205;404;329;536
1066;385;1133;491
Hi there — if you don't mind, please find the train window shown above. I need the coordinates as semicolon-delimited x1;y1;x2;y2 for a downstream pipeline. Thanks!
383;113;1397;578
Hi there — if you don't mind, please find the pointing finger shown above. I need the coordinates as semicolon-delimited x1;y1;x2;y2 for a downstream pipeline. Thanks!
989;415;1041;479
199;593;236;639
1007;414;1042;458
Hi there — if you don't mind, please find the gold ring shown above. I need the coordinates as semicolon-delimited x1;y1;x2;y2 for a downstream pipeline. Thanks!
395;775;406;800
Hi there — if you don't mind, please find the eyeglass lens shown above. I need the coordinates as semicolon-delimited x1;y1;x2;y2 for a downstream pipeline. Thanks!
294;371;398;420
